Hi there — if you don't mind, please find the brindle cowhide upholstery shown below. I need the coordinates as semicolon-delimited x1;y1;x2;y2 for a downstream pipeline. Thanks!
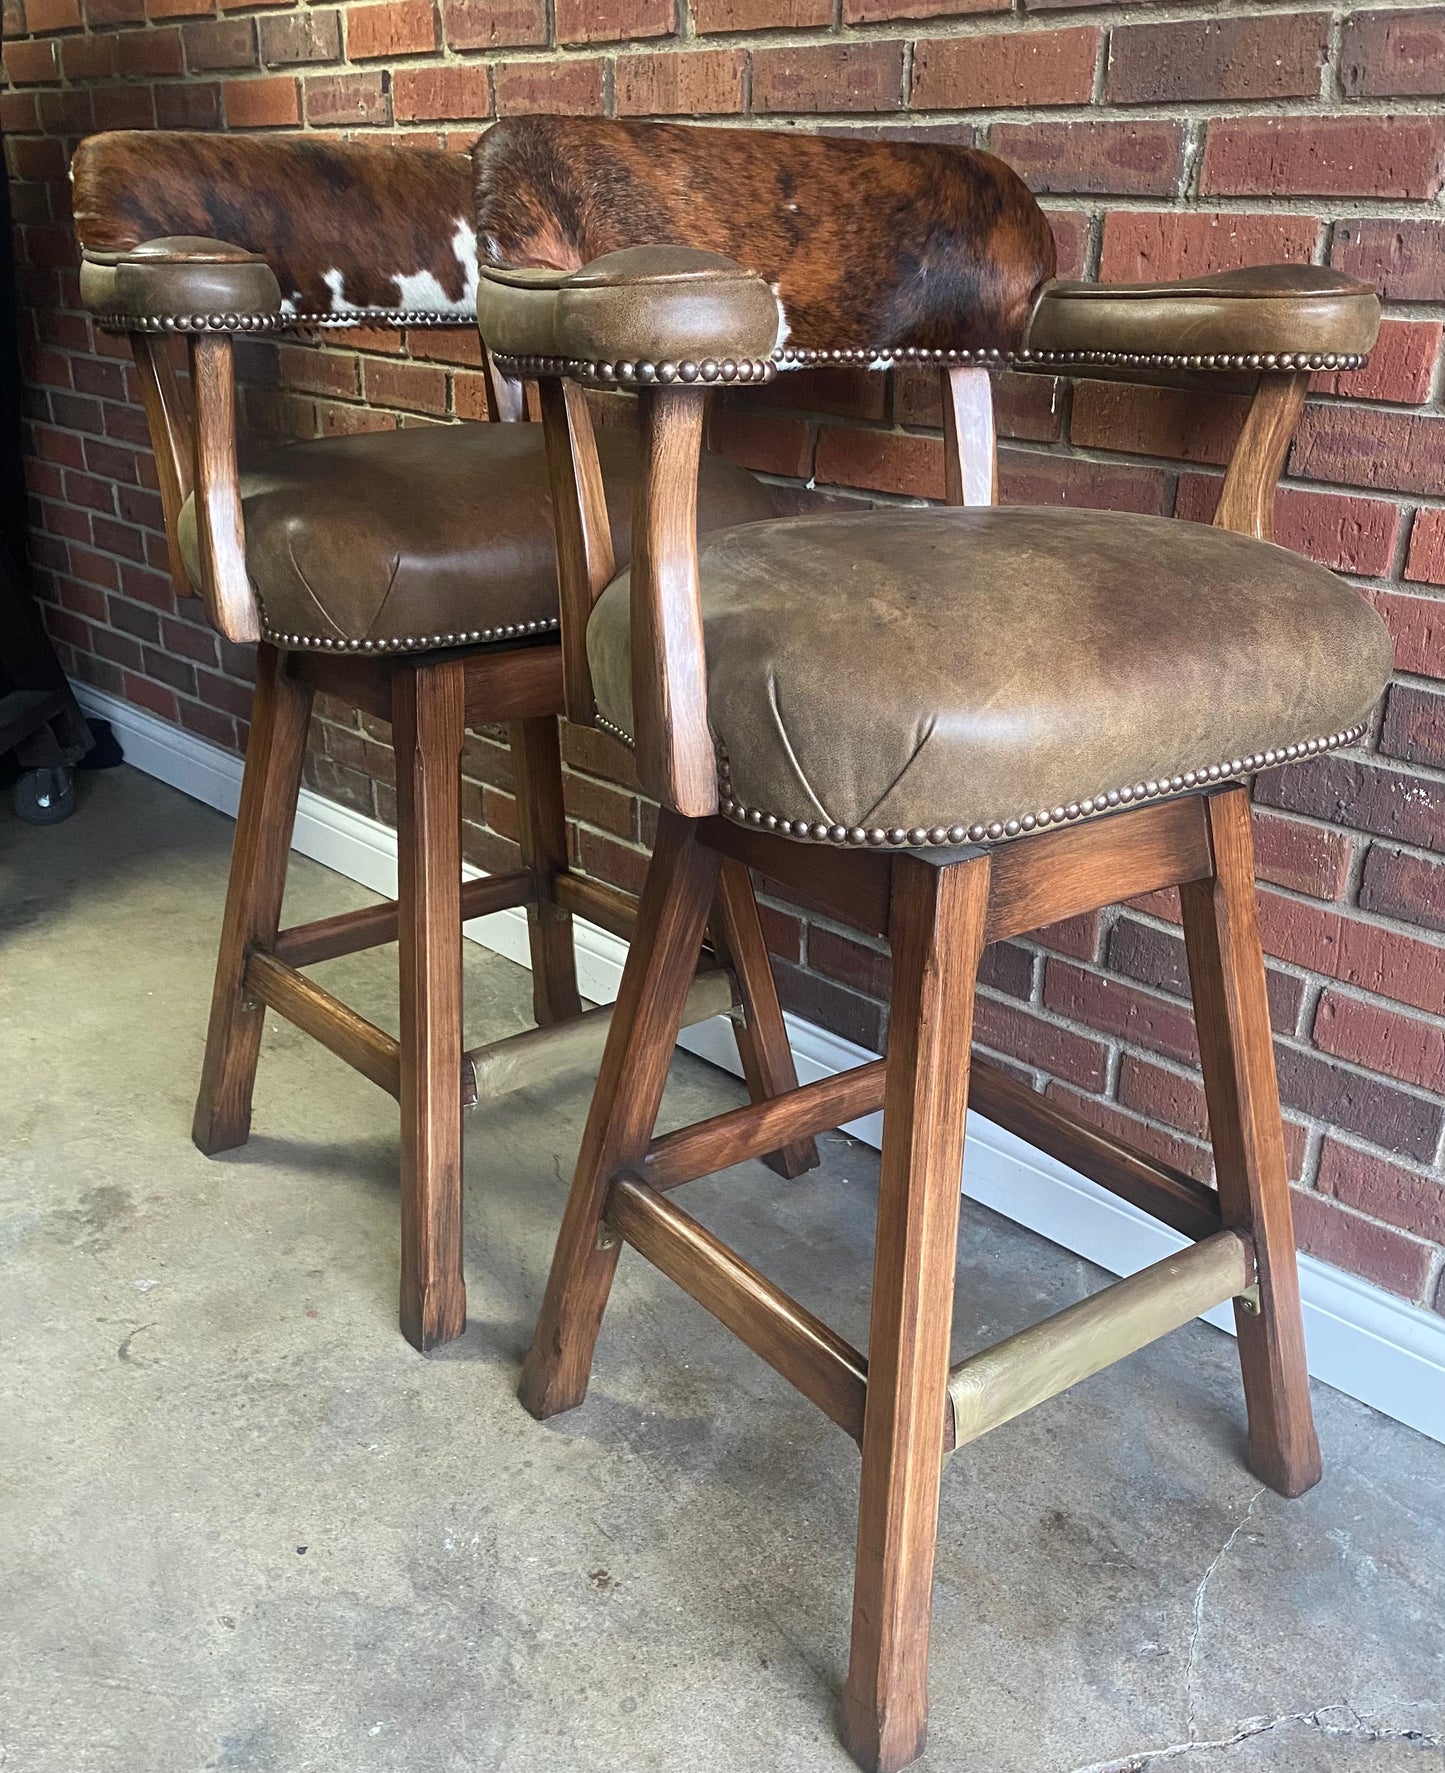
473;117;1057;354
71;131;477;320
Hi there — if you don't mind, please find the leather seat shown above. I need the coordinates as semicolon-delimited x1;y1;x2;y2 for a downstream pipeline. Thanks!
587;506;1393;847
176;421;776;653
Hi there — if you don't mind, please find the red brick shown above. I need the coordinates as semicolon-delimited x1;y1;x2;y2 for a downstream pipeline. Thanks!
1406;508;1445;587
1071;381;1249;465
493;56;605;114
709;408;814;479
24;0;80;27
223;75;301;128
1046;209;1089;278
753;41;905;113
111;25;185;73
1174;478;1400;577
759;368;886;422
1256;889;1445;1017
1100;211;1320;283
363;358;447;415
1047;1080;1214;1184
1109;13;1327;104
555;0;671;41
346;0;437;56
1313;318;1441;406
1276;1040;1441;1162
1028;911;1101;961
1256;755;1444;856
998;447;1169;514
155;79;222;127
807;926;890;1000
259;8;342;64
991;120;1185;196
182;18;257;71
814;426;944;499
913;27;1100;110
3;38;59;82
148;0;215;16
1249;809;1355;901
1332;218;1445;302
1117;1051;1210;1141
1381;683;1445;771
1291;1188;1433;1298
693;0;828;27
1359;844;1445;935
1361;588;1443;678
304;72;390;126
1201;115;1445;200
1341;7;1445;98
1043;958;1199;1062
442;0;544;48
392;64;490;120
774;957;884;1052
1320;1137;1445;1246
1313;987;1445;1094
1293;407;1445;499
973;995;1109;1090
848;0;1005;19
615;47;745;115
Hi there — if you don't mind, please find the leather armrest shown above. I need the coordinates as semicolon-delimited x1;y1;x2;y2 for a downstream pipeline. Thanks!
478;246;786;387
1018;264;1380;369
81;235;283;331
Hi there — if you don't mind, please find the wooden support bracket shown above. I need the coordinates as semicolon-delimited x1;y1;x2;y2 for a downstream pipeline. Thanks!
244;950;401;1098
944;1229;1255;1457
273;871;537;969
606;1174;869;1442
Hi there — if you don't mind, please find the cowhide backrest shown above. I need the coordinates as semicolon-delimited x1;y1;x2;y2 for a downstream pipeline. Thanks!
473;117;1056;355
71;131;477;322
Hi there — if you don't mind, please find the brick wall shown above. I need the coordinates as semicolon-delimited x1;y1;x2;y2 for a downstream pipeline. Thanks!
4;0;1443;1313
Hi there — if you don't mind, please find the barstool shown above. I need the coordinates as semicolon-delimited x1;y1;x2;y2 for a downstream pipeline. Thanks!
474;118;1393;1768
70;127;814;1352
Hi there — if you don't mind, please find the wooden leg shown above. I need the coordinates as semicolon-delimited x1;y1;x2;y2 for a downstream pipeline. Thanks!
1180;787;1321;1498
511;714;583;1027
842;852;991;1773
192;643;313;1155
712;859;819;1179
395;659;468;1353
519;810;721;1419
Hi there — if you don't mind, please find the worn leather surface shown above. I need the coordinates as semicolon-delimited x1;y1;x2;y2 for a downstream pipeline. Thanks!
80;236;282;320
589;506;1393;840
478;246;785;365
175;422;776;652
71;131;476;320
474;118;1056;354
1024;265;1380;359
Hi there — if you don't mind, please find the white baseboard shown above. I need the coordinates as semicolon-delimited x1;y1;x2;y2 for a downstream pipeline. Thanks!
76;683;1445;1447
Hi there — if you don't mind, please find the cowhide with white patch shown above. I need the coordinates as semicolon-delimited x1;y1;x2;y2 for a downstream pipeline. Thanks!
473;117;1057;354
71;131;477;321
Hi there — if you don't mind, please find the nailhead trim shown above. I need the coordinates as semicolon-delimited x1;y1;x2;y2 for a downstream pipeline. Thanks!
264;614;559;655
490;353;779;389
1012;348;1365;373
590;718;1367;847
95;309;468;335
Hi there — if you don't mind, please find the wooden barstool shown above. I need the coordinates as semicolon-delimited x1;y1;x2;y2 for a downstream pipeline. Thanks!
474;118;1393;1767
71;127;813;1352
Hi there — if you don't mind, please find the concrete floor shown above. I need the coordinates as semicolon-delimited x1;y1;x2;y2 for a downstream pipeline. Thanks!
2;765;1443;1773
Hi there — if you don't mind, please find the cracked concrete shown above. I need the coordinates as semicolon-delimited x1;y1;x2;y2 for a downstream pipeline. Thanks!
2;766;1444;1773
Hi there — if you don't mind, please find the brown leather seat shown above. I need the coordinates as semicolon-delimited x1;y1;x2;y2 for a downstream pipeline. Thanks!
176;421;776;653
588;505;1393;847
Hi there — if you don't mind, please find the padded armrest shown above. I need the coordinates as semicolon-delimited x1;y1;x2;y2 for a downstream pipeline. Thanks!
81;235;283;331
478;246;787;387
1018;265;1380;369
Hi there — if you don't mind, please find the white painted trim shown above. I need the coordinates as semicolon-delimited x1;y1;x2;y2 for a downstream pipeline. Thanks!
76;683;1445;1447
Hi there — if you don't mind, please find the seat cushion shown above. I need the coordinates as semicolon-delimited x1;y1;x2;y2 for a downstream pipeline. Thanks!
177;421;775;654
588;506;1393;848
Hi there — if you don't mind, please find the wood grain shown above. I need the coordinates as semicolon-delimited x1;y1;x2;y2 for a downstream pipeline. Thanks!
393;658;468;1353
189;334;259;644
512;714;583;1026
519;811;721;1419
941;365;997;508
244;949;400;1097
1180;785;1322;1497
842;851;990;1773
1213;371;1308;542
272;870;535;969
192;644;314;1155
130;332;195;599
539;376;616;724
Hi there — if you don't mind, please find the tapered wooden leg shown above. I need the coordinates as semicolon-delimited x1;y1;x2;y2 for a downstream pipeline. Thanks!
192;643;314;1155
842;852;991;1773
1180;787;1321;1497
511;714;583;1027
395;659;468;1353
520;810;721;1419
712;859;819;1179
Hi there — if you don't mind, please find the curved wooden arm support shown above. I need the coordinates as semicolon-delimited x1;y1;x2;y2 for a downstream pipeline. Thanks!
538;377;615;724
1213;371;1309;543
189;334;260;645
130;332;195;599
